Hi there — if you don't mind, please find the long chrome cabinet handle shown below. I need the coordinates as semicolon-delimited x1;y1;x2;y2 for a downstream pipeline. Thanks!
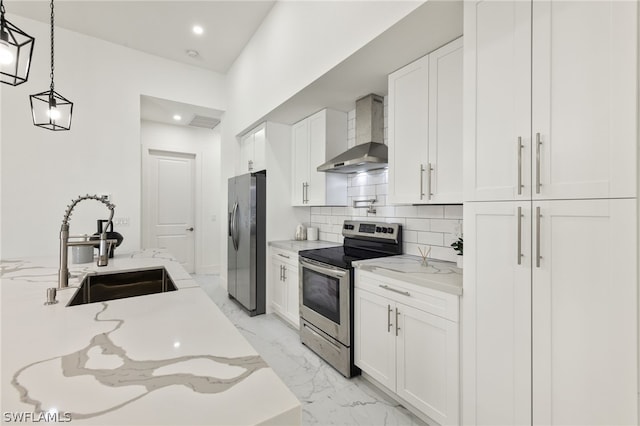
387;304;392;333
517;136;523;195
427;162;433;200
536;133;542;194
301;182;305;204
379;284;410;297
279;265;283;281
517;207;523;265
282;266;286;281
395;308;400;336
536;206;542;268
278;253;290;259
420;164;425;199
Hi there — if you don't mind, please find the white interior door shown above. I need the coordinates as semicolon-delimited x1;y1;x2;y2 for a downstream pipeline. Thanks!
147;150;196;273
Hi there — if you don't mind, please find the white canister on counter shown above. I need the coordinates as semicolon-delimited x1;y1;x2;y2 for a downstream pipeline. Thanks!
307;227;318;241
295;224;307;241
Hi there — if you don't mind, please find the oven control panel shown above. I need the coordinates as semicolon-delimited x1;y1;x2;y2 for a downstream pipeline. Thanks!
342;220;401;241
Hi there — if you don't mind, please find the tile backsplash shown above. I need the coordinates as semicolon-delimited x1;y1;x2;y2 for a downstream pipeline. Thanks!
309;169;463;262
309;99;463;263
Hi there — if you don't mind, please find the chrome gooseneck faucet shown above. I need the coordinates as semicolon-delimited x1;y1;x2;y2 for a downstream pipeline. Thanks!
58;194;117;289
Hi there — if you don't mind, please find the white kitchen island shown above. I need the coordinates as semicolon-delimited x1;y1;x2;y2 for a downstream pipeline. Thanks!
0;249;301;425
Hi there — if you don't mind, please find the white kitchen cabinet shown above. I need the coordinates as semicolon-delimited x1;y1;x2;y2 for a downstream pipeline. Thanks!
355;270;459;426
388;37;463;205
270;247;300;328
463;199;638;425
464;0;637;202
291;109;348;206
239;123;266;173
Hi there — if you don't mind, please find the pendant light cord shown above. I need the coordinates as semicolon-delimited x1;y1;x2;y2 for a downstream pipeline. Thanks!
49;0;55;92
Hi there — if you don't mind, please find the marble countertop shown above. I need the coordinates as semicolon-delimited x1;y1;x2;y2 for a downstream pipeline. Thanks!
0;249;300;425
269;240;340;253
353;255;463;296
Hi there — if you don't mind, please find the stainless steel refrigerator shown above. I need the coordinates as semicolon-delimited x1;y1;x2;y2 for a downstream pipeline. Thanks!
227;171;266;316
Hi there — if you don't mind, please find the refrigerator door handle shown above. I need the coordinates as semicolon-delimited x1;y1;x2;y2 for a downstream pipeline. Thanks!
231;202;239;251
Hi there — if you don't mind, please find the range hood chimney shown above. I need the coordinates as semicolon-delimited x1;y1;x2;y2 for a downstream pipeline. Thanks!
317;94;387;174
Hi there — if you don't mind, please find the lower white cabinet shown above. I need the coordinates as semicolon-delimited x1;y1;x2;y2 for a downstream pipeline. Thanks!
354;270;459;426
270;248;300;328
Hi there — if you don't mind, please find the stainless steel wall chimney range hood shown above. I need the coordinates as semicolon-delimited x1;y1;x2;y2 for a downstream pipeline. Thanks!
317;94;387;174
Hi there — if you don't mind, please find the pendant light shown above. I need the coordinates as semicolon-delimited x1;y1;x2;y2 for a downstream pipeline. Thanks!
0;0;35;86
30;0;72;131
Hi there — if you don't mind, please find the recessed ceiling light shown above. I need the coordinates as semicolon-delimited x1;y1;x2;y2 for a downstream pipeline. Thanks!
192;25;204;35
186;49;199;58
173;114;182;121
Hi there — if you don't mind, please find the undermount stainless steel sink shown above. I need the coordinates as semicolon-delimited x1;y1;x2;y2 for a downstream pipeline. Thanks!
67;267;177;306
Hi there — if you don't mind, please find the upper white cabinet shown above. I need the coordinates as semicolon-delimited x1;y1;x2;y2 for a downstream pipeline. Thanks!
464;0;637;201
239;123;266;173
388;37;463;205
291;109;348;206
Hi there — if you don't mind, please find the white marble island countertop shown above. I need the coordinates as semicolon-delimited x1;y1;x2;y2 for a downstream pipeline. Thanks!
0;249;300;425
353;255;463;296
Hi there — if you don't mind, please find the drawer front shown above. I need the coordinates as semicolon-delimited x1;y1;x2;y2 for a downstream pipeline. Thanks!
270;248;298;268
356;270;459;322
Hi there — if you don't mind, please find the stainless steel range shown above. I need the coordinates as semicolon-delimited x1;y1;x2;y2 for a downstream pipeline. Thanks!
298;220;402;377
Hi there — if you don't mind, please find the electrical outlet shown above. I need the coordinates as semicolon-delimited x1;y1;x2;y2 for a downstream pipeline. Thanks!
114;217;130;226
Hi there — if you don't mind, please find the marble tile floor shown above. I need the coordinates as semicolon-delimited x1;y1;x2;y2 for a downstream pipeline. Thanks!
193;274;428;426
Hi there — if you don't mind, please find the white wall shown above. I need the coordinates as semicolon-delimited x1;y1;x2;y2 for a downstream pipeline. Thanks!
0;15;225;258
219;1;424;284
140;120;221;274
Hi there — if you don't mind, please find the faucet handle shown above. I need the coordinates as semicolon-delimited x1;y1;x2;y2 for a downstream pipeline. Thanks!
44;288;58;305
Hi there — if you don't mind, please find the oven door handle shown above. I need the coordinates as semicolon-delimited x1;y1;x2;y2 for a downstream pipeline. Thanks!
299;257;347;279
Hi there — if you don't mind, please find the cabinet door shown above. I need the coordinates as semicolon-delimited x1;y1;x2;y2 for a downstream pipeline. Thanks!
240;133;254;173
252;126;266;172
388;55;429;204
291;120;309;206
396;303;459;426
354;288;396;391
462;201;532;425
284;263;300;328
463;0;531;202
271;257;286;314
531;1;637;200
306;110;327;206
532;199;637;425
428;37;463;204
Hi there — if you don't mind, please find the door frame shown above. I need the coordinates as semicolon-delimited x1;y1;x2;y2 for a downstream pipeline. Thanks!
142;147;201;273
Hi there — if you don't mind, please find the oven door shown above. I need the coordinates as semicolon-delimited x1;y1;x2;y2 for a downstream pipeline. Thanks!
299;257;350;346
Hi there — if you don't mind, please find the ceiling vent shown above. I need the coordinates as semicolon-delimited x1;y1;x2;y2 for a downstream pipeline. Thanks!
189;115;220;129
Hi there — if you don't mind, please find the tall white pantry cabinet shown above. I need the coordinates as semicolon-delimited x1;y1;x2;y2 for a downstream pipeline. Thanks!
462;1;638;426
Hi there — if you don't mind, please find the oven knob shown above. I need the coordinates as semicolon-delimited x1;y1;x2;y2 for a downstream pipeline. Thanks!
381;227;388;233
375;226;382;233
343;224;349;229
387;227;394;234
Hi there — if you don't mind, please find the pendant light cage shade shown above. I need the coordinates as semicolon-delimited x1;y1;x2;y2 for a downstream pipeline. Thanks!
30;89;73;131
0;13;35;85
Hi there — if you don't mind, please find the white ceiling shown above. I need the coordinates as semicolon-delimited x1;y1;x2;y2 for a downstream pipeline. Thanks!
5;0;276;74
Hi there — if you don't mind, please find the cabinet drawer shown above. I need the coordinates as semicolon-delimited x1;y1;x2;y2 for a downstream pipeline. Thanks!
356;269;459;322
270;248;298;268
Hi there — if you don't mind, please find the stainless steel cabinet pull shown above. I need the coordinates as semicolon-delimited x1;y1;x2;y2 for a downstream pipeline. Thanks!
302;182;305;204
278;253;290;259
248;160;253;171
427;162;433;200
517;137;523;195
420;164;425;199
379;284;410;297
279;265;283;281
282;266;287;281
186;227;194;232
395;308;400;336
517;207;523;265
536;206;542;268
536;133;542;194
387;304;393;333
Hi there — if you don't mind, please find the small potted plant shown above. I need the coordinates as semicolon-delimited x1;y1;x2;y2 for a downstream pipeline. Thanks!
451;224;463;268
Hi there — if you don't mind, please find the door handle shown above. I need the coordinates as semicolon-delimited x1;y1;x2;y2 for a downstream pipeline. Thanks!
536;206;542;268
279;265;283;281
379;284;410;297
536;132;542;194
420;164;425;199
231;202;239;251
517;207;523;265
186;227;194;232
426;162;433;200
282;266;287;281
387;304;393;333
395;307;400;336
517;136;524;195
